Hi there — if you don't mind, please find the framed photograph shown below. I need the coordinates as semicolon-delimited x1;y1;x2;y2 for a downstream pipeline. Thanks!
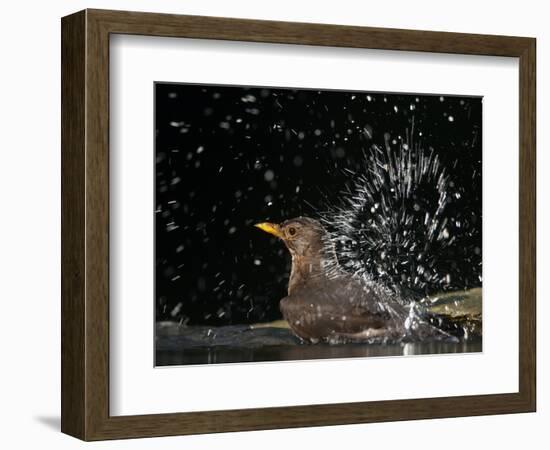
61;9;536;440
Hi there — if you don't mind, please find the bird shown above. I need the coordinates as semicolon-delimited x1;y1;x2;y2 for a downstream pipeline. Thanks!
255;217;446;344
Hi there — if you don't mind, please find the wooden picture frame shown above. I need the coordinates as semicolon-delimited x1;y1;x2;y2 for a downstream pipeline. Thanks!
61;8;536;441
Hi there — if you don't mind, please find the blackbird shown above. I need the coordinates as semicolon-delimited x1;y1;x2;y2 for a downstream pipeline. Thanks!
255;217;440;343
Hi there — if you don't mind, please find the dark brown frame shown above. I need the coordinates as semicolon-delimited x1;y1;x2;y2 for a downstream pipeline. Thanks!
61;9;536;441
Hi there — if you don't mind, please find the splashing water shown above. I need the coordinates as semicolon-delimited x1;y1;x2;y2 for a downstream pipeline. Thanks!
320;131;465;303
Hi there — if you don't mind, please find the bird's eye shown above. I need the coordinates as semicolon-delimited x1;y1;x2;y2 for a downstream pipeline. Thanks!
288;227;297;236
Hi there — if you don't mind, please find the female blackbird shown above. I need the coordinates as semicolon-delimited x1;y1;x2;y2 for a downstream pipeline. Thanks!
255;217;441;343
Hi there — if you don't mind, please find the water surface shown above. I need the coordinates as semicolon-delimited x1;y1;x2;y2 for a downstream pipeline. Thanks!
155;323;481;366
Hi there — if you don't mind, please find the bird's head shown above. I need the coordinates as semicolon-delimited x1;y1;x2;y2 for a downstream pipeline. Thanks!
254;217;326;258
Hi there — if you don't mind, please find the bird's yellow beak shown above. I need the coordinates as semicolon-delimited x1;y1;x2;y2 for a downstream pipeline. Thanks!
254;222;283;239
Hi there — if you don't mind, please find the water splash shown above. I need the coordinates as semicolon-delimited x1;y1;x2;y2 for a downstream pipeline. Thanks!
320;130;462;303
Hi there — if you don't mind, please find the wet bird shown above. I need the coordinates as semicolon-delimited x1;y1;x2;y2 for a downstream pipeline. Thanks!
255;217;439;343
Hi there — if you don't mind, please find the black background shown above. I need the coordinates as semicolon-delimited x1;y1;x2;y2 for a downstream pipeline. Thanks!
155;83;482;326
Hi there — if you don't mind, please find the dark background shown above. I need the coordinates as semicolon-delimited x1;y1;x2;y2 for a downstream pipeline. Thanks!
155;83;482;326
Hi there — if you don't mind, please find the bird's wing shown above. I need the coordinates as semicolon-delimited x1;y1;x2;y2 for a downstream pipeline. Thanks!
281;276;406;338
314;278;404;331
